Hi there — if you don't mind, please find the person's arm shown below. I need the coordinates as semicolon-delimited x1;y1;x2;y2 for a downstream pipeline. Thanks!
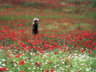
32;24;35;29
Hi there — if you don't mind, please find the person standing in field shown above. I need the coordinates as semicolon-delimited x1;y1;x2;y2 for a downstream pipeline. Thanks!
32;18;39;36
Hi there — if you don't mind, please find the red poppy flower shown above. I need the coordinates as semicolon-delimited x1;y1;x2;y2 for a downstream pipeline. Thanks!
51;69;54;72
54;52;58;55
3;67;7;71
0;68;2;71
45;70;49;72
18;61;24;65
36;62;41;67
11;61;15;63
88;50;91;54
80;49;83;53
69;51;71;54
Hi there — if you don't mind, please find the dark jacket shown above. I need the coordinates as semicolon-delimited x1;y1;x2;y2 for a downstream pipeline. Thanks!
32;22;38;34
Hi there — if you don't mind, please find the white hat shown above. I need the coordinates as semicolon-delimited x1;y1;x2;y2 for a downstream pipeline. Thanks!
32;18;39;24
33;18;39;22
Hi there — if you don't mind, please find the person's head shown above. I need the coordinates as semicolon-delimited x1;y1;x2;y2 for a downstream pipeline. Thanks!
33;18;39;23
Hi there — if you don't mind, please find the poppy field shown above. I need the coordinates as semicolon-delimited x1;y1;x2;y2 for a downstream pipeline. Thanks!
0;0;96;72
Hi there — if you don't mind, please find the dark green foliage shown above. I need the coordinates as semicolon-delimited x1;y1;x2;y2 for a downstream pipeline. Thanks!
92;3;96;8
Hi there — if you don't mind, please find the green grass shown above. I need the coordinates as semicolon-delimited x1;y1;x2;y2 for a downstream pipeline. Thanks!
0;49;96;72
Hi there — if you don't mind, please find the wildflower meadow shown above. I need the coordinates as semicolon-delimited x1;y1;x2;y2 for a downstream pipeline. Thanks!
0;0;96;72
